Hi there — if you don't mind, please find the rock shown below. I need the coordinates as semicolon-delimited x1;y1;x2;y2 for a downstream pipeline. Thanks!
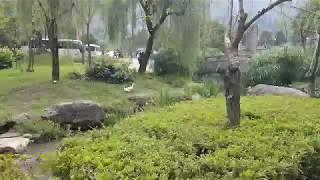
192;93;202;100
247;84;309;97
0;136;30;154
128;94;154;105
0;113;31;134
41;100;105;130
0;121;16;134
128;94;154;113
0;132;21;139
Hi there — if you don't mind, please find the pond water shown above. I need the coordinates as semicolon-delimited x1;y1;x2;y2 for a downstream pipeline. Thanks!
21;141;61;180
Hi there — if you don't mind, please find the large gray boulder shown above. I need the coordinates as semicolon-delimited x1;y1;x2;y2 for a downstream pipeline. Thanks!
248;84;309;97
41;100;105;130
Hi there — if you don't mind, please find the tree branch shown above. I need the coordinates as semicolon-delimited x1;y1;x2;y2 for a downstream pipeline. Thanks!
58;1;75;19
291;5;320;17
244;0;292;31
228;0;234;40
153;0;188;33
37;0;49;22
139;0;153;34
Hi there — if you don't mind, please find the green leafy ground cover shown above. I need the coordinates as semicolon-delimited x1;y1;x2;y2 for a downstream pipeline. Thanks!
50;96;320;179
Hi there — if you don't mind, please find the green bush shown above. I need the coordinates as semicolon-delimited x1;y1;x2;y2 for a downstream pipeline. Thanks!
153;49;188;76
48;97;320;179
85;62;133;84
14;49;25;62
16;120;65;142
185;81;222;98
67;71;84;80
0;155;27;180
246;46;309;86
0;48;14;70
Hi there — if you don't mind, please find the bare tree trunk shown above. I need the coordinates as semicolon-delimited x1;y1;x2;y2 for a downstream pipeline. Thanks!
49;20;60;81
228;0;234;40
81;45;85;64
86;22;92;66
139;33;154;73
300;21;306;52
27;40;34;72
224;61;241;127
308;31;320;97
221;0;291;127
222;39;241;126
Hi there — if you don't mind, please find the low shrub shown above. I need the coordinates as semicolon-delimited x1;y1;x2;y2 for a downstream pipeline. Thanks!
246;46;309;86
185;81;222;98
67;71;84;80
153;49;189;76
49;97;320;179
156;89;176;106
155;89;188;107
0;48;14;70
85;62;133;84
0;155;27;179
14;50;25;62
163;76;189;88
16;120;65;142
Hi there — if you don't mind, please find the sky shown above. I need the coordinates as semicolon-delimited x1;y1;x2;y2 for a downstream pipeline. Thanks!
209;0;305;32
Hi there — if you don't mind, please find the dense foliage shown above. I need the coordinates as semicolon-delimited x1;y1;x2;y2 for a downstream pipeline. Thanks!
50;97;320;179
0;155;26;180
85;62;133;84
246;46;309;86
153;49;189;76
0;47;14;69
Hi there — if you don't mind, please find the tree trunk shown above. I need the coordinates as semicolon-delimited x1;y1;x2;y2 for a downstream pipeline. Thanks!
309;32;320;97
49;20;60;81
310;75;317;97
300;23;306;52
223;47;241;127
81;45;85;64
27;40;34;72
138;33;154;73
87;23;92;66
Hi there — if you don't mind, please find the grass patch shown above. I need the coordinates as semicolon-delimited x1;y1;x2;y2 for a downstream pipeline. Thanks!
0;55;176;126
48;96;320;179
16;120;65;143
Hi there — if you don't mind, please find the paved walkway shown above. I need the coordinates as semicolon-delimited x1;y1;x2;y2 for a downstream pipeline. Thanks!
128;58;154;73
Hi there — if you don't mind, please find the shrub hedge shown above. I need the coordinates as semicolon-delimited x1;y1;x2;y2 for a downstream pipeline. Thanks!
0;48;14;70
153;49;189;76
50;97;320;179
246;46;309;86
85;62;133;84
0;155;27;179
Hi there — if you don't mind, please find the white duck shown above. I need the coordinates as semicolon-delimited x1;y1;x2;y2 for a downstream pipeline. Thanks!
124;83;135;93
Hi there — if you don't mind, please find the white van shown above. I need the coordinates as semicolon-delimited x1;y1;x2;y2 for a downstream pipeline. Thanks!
58;39;84;57
85;44;102;57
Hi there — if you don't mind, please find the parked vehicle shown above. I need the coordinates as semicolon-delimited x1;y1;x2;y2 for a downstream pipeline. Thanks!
85;44;102;57
59;39;84;57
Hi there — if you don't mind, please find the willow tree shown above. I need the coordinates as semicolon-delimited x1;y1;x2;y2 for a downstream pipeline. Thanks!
129;0;138;57
75;0;95;66
105;0;129;49
297;0;320;96
16;0;39;72
169;0;202;75
37;0;74;81
138;0;189;73
221;0;292;127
